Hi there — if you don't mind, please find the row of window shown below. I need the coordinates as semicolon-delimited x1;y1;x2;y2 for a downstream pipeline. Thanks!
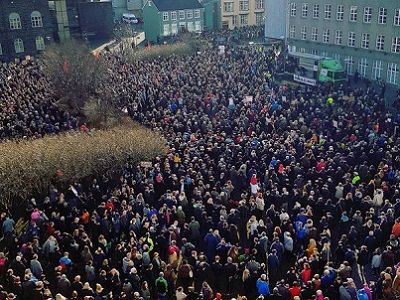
345;58;398;85
290;26;400;53
290;3;400;26
294;47;399;84
9;11;43;30
223;0;264;13
225;13;264;26
0;37;45;56
163;21;202;36
162;9;201;21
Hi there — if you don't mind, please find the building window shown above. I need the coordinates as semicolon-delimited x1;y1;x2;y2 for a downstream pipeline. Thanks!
313;4;319;18
255;0;263;10
194;10;200;18
36;36;45;51
378;7;387;24
290;3;296;17
348;32;356;47
372;60;383;80
179;10;185;19
334;53;341;61
31;11;43;28
395;9;400;26
323;29;330;43
392;37;400;53
388;63;398;84
0;44;2;56
300;48;306;53
195;21;201;31
239;1;249;11
350;6;357;22
364;7;372;23
335;30;342;45
14;38;24;53
321;51;328;57
376;35;385;51
345;56;354;75
187;21;194;31
232;15;239;26
324;4;331;19
163;24;170;36
311;27;317;41
186;10;193;19
361;33;370;49
163;12;169;21
171;11;177;20
240;14;248;25
302;3;308;18
311;49;318;55
255;13;264;25
289;25;295;38
179;22;186;31
337;5;344;21
301;26;307;40
359;58;368;77
9;13;22;30
171;23;178;34
223;2;233;12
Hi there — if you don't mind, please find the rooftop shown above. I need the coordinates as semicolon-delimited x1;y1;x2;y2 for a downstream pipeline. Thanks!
152;0;203;11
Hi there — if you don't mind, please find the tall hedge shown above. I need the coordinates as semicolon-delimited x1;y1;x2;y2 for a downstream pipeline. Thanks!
0;125;165;210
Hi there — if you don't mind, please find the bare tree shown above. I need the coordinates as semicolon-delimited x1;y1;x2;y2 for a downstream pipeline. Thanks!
42;39;118;125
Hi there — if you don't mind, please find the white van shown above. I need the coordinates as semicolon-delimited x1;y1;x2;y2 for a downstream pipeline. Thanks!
122;13;138;24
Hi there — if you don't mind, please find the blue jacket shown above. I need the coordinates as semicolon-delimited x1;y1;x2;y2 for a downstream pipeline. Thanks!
256;278;270;296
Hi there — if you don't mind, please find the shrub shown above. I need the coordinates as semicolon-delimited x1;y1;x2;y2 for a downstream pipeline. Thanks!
0;124;165;212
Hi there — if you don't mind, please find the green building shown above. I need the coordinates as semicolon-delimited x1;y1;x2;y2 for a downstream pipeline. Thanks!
288;0;400;87
143;0;204;42
200;0;221;31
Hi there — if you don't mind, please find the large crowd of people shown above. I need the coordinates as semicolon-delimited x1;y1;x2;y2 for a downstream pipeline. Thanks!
1;29;400;300
0;60;78;140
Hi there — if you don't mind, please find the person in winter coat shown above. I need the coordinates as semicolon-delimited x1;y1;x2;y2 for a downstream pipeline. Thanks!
204;229;221;261
256;274;270;297
250;174;259;195
357;245;369;280
373;189;384;207
30;254;43;279
301;262;312;283
314;290;324;300
392;218;400;238
268;250;280;285
339;282;352;300
284;232;293;253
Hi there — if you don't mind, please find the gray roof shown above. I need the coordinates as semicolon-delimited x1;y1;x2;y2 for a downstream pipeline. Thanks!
152;0;203;11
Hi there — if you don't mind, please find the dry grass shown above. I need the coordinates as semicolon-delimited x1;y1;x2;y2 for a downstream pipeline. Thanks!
0;124;165;210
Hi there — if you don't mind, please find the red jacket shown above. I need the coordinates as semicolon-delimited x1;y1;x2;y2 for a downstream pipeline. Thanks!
289;286;301;299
